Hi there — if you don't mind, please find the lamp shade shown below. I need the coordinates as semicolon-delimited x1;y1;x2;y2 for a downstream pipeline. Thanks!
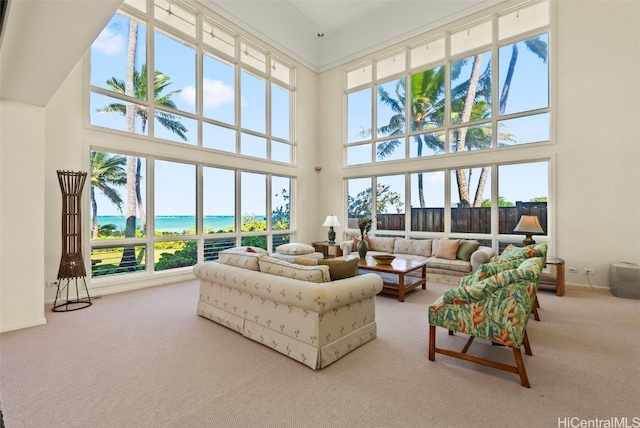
322;215;340;227
513;215;544;234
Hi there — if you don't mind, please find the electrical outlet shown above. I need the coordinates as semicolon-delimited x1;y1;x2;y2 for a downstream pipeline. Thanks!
585;269;595;275
46;280;59;287
568;267;578;273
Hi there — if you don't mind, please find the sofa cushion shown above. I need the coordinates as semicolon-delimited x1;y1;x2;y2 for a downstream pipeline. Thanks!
318;257;360;280
270;252;324;263
367;236;396;253
218;250;266;271
259;256;330;283
434;239;460;260
426;257;472;273
275;243;315;255
393;238;432;257
456;240;480;261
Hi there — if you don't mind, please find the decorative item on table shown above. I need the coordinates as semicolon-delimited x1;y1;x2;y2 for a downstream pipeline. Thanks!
513;215;544;245
322;215;340;245
357;217;372;258
372;255;396;265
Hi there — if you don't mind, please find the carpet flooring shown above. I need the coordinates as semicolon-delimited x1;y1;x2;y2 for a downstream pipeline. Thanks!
0;279;639;428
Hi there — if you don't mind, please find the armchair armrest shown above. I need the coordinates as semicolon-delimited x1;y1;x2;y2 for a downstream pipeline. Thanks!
470;246;495;272
340;240;354;255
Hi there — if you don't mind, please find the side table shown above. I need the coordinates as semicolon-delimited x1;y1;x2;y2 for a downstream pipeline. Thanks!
312;241;343;259
539;256;565;296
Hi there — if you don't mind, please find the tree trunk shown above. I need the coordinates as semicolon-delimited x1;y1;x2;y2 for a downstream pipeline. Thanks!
416;135;426;208
473;167;490;207
136;157;146;233
499;44;518;115
91;186;99;239
120;20;138;270
455;53;483;207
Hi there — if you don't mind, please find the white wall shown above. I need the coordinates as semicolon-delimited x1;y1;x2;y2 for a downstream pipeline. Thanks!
0;100;47;332
554;0;640;286
315;0;640;289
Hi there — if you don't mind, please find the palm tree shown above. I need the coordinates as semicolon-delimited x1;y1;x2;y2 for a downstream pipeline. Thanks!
90;151;127;239
372;68;446;208
96;21;187;269
97;63;188;140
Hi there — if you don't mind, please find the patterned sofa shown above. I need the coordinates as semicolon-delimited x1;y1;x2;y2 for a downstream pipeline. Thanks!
194;248;383;370
340;236;495;284
427;243;548;387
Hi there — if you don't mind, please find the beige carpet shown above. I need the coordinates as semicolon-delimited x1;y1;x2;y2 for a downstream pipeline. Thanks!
1;280;639;428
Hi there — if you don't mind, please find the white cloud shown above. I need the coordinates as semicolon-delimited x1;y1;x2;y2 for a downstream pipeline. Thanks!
180;78;233;109
92;28;124;56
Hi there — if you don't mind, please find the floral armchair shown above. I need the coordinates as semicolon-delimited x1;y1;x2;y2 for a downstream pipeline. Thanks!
428;244;548;387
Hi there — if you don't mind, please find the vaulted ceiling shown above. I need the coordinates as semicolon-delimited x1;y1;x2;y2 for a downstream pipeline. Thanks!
204;0;504;71
0;0;503;107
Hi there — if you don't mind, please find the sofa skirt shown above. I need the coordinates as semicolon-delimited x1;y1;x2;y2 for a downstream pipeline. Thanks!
197;299;377;369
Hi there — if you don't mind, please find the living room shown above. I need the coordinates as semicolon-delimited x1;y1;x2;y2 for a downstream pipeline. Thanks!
1;0;638;333
0;0;639;425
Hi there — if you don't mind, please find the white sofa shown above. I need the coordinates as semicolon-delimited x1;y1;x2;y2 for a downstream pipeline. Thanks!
340;236;495;285
194;249;383;370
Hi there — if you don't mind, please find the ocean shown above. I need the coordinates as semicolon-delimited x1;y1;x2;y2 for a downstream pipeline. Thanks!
97;215;243;233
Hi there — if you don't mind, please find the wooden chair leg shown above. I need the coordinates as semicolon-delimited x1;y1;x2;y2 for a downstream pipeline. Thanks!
523;330;533;356
513;347;530;388
429;325;436;361
531;296;541;321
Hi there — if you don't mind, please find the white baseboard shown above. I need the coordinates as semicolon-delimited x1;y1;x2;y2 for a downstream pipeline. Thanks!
0;317;47;333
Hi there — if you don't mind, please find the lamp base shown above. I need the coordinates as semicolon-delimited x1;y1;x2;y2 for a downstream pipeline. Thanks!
328;227;336;245
522;235;536;246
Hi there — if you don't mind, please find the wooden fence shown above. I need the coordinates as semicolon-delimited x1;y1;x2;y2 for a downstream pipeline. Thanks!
352;202;547;234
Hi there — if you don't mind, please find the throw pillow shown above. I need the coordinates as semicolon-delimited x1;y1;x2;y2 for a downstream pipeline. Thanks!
456;240;480;261
434;239;460;260
353;235;370;249
275;243;315;256
226;246;268;254
318;257;360;280
292;257;318;266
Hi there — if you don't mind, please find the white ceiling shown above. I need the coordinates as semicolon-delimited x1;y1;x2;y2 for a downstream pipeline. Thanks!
203;0;505;71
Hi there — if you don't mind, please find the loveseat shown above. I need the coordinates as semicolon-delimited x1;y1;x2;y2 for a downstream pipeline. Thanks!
194;248;383;370
340;236;494;284
427;243;548;387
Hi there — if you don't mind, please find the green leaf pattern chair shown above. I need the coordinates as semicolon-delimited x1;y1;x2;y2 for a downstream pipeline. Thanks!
428;244;548;387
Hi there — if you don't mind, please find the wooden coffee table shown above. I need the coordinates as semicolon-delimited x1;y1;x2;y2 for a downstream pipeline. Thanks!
353;255;427;302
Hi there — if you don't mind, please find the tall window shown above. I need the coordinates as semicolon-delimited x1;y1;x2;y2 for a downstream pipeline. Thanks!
410;171;445;232
345;0;550;166
347;160;548;241
88;0;296;279
89;1;294;161
343;0;551;248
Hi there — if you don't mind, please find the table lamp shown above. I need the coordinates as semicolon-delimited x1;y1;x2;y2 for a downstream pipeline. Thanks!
322;215;340;245
513;215;544;245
